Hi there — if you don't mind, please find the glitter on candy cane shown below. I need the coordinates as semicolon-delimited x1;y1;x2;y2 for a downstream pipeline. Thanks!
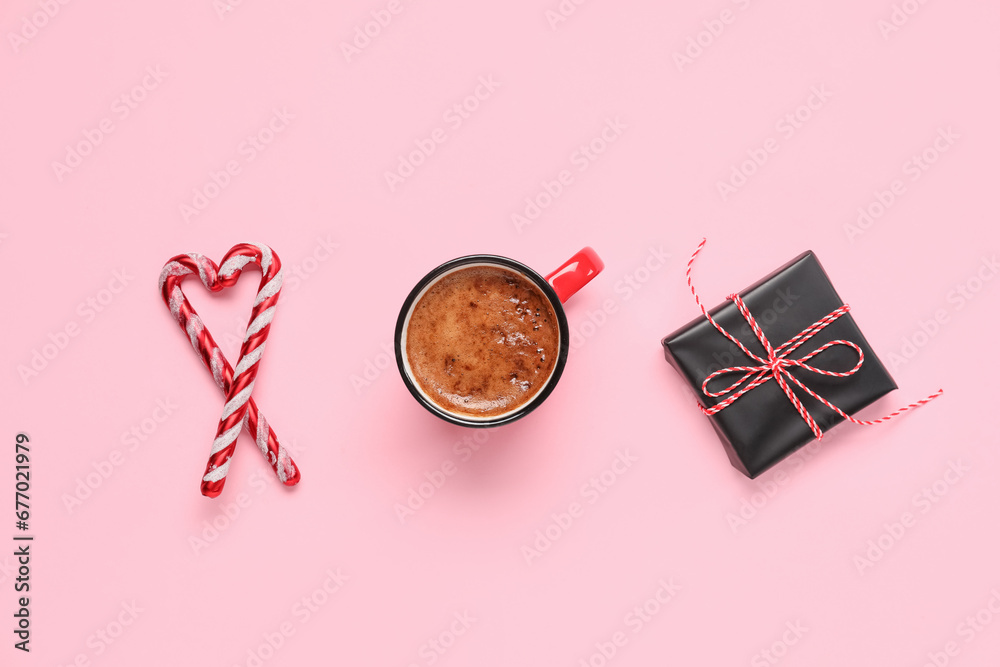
186;315;205;354
256;411;270;457
169;285;185;322
244;306;276;341
253;269;283;306
159;262;192;292
210;349;226;388
203;457;231;483
191;253;213;287
233;343;265;379
221;382;256;420
219;254;253;278
276;450;293;482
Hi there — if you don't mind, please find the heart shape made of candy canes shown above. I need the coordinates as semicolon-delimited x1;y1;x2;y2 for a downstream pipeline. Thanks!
159;243;300;498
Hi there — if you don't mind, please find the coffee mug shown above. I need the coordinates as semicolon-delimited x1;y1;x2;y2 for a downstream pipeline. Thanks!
395;248;604;427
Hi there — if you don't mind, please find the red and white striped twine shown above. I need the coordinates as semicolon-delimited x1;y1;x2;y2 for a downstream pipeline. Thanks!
685;239;942;440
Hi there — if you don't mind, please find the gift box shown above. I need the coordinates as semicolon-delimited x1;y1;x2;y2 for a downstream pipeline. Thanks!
662;249;898;478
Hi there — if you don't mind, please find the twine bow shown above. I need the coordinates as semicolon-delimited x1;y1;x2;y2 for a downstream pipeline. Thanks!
685;239;941;440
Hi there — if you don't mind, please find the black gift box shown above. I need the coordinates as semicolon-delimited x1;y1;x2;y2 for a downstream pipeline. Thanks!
661;251;897;478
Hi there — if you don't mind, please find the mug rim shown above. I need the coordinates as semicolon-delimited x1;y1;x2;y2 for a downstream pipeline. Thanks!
394;254;571;428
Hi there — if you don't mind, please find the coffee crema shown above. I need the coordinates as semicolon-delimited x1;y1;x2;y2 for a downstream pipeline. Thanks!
405;265;560;418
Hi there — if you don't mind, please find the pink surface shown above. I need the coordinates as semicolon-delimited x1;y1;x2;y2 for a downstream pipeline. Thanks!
1;0;998;664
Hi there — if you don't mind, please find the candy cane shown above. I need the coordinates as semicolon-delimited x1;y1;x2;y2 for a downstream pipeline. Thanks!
159;243;299;498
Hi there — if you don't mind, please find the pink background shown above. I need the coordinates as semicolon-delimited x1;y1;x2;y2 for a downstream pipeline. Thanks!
2;0;999;664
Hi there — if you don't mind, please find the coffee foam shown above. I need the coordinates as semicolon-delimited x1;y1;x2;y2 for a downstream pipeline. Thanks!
403;264;560;419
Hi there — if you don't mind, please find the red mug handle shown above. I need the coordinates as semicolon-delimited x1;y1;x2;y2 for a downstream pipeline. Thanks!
544;247;604;303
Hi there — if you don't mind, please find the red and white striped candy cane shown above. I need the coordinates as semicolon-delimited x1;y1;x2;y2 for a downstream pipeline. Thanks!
159;243;299;498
